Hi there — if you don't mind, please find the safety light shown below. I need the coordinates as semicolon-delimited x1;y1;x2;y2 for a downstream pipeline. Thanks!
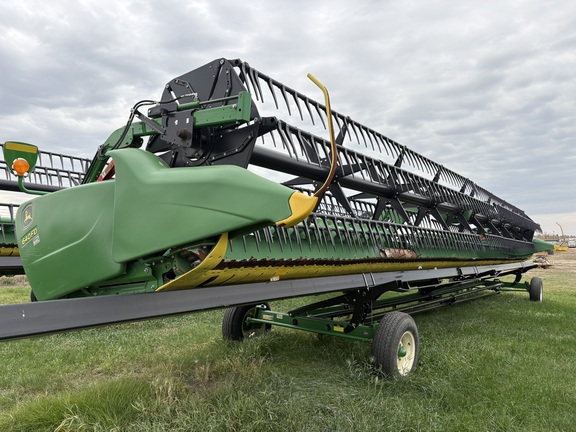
12;157;30;176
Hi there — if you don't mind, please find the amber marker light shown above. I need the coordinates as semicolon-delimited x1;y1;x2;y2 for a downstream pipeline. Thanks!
12;158;30;176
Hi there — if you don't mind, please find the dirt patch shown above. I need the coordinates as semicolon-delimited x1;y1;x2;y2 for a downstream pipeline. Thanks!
537;247;576;273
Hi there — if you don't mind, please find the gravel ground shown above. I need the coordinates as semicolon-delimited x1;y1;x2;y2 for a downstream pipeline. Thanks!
541;247;576;273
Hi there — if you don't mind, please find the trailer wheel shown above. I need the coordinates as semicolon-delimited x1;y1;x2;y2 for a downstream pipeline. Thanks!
30;291;37;302
529;277;543;302
222;303;271;341
372;311;419;377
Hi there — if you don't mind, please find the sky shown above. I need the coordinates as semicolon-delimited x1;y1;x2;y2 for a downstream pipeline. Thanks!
1;0;575;236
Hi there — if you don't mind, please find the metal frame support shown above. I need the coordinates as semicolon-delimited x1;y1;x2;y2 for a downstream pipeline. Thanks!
248;307;377;342
246;274;517;342
0;260;538;341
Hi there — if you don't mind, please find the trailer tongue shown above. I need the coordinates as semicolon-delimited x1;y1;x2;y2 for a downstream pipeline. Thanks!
1;58;552;375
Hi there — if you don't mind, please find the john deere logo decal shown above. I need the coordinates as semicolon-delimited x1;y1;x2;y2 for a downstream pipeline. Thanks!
22;204;33;229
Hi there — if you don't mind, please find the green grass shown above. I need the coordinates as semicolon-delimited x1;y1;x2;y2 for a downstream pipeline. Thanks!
0;266;575;431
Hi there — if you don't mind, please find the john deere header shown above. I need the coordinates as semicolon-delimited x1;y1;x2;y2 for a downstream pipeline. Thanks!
5;58;550;301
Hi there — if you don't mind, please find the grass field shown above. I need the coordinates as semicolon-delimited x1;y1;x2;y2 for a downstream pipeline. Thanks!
1;250;575;431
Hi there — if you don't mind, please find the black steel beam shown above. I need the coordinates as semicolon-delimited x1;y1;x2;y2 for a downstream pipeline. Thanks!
0;180;63;193
0;261;536;341
0;256;24;276
252;147;466;216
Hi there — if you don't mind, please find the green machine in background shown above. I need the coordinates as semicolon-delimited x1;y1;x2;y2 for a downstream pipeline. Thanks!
1;59;552;376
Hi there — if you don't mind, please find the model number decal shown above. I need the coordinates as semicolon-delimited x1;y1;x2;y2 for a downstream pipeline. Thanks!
21;227;39;246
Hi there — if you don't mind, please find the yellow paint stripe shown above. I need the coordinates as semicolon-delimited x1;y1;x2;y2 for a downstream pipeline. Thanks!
4;142;38;154
157;257;517;292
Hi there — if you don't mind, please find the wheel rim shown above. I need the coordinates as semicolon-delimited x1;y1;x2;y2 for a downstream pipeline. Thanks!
242;307;266;338
396;330;416;376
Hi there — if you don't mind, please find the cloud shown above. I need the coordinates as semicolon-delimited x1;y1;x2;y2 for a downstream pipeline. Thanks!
1;0;575;233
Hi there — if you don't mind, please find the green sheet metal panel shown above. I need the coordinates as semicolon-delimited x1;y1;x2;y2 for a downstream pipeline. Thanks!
16;148;306;299
109;148;296;263
16;181;124;300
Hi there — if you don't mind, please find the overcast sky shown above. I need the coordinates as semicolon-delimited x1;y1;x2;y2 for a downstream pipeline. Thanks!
1;0;575;235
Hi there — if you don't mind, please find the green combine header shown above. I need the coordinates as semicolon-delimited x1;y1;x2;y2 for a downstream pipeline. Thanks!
0;58;552;375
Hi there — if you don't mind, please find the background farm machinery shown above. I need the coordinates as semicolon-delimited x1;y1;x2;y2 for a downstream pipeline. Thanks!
0;58;550;375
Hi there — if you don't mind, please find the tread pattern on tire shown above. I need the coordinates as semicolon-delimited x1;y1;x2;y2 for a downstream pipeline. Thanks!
529;277;543;302
372;311;419;376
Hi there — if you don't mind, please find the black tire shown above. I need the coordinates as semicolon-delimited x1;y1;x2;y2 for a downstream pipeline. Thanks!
30;291;37;302
222;303;271;341
372;311;419;377
529;277;543;302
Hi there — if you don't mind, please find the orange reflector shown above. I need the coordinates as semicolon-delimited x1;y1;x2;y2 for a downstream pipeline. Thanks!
12;158;30;176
